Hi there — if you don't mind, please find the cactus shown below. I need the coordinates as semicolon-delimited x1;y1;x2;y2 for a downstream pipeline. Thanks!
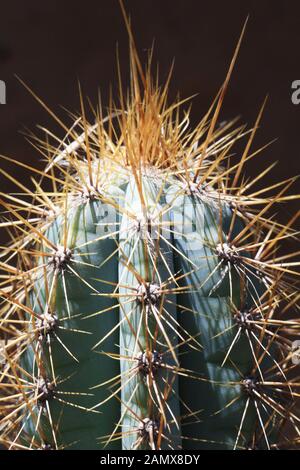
0;9;300;451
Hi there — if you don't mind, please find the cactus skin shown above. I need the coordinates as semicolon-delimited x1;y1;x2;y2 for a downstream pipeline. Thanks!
0;19;300;451
18;176;265;450
21;200;121;449
119;177;181;450
167;187;262;449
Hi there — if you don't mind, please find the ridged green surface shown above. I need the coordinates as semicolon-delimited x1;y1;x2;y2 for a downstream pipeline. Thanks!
21;178;272;449
166;185;259;449
119;178;181;449
23;200;120;449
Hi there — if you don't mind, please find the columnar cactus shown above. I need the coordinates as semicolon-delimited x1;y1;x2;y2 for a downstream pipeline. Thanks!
0;18;299;450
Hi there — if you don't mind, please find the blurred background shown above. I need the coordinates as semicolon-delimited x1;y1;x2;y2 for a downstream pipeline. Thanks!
0;0;299;233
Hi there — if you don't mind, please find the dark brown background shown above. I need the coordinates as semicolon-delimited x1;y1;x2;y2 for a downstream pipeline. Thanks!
0;0;299;232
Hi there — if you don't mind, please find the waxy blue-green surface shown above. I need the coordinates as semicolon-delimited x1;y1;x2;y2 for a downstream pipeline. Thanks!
22;176;272;449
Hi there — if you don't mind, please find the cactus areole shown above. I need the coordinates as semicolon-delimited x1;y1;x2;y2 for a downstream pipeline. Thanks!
0;11;299;451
